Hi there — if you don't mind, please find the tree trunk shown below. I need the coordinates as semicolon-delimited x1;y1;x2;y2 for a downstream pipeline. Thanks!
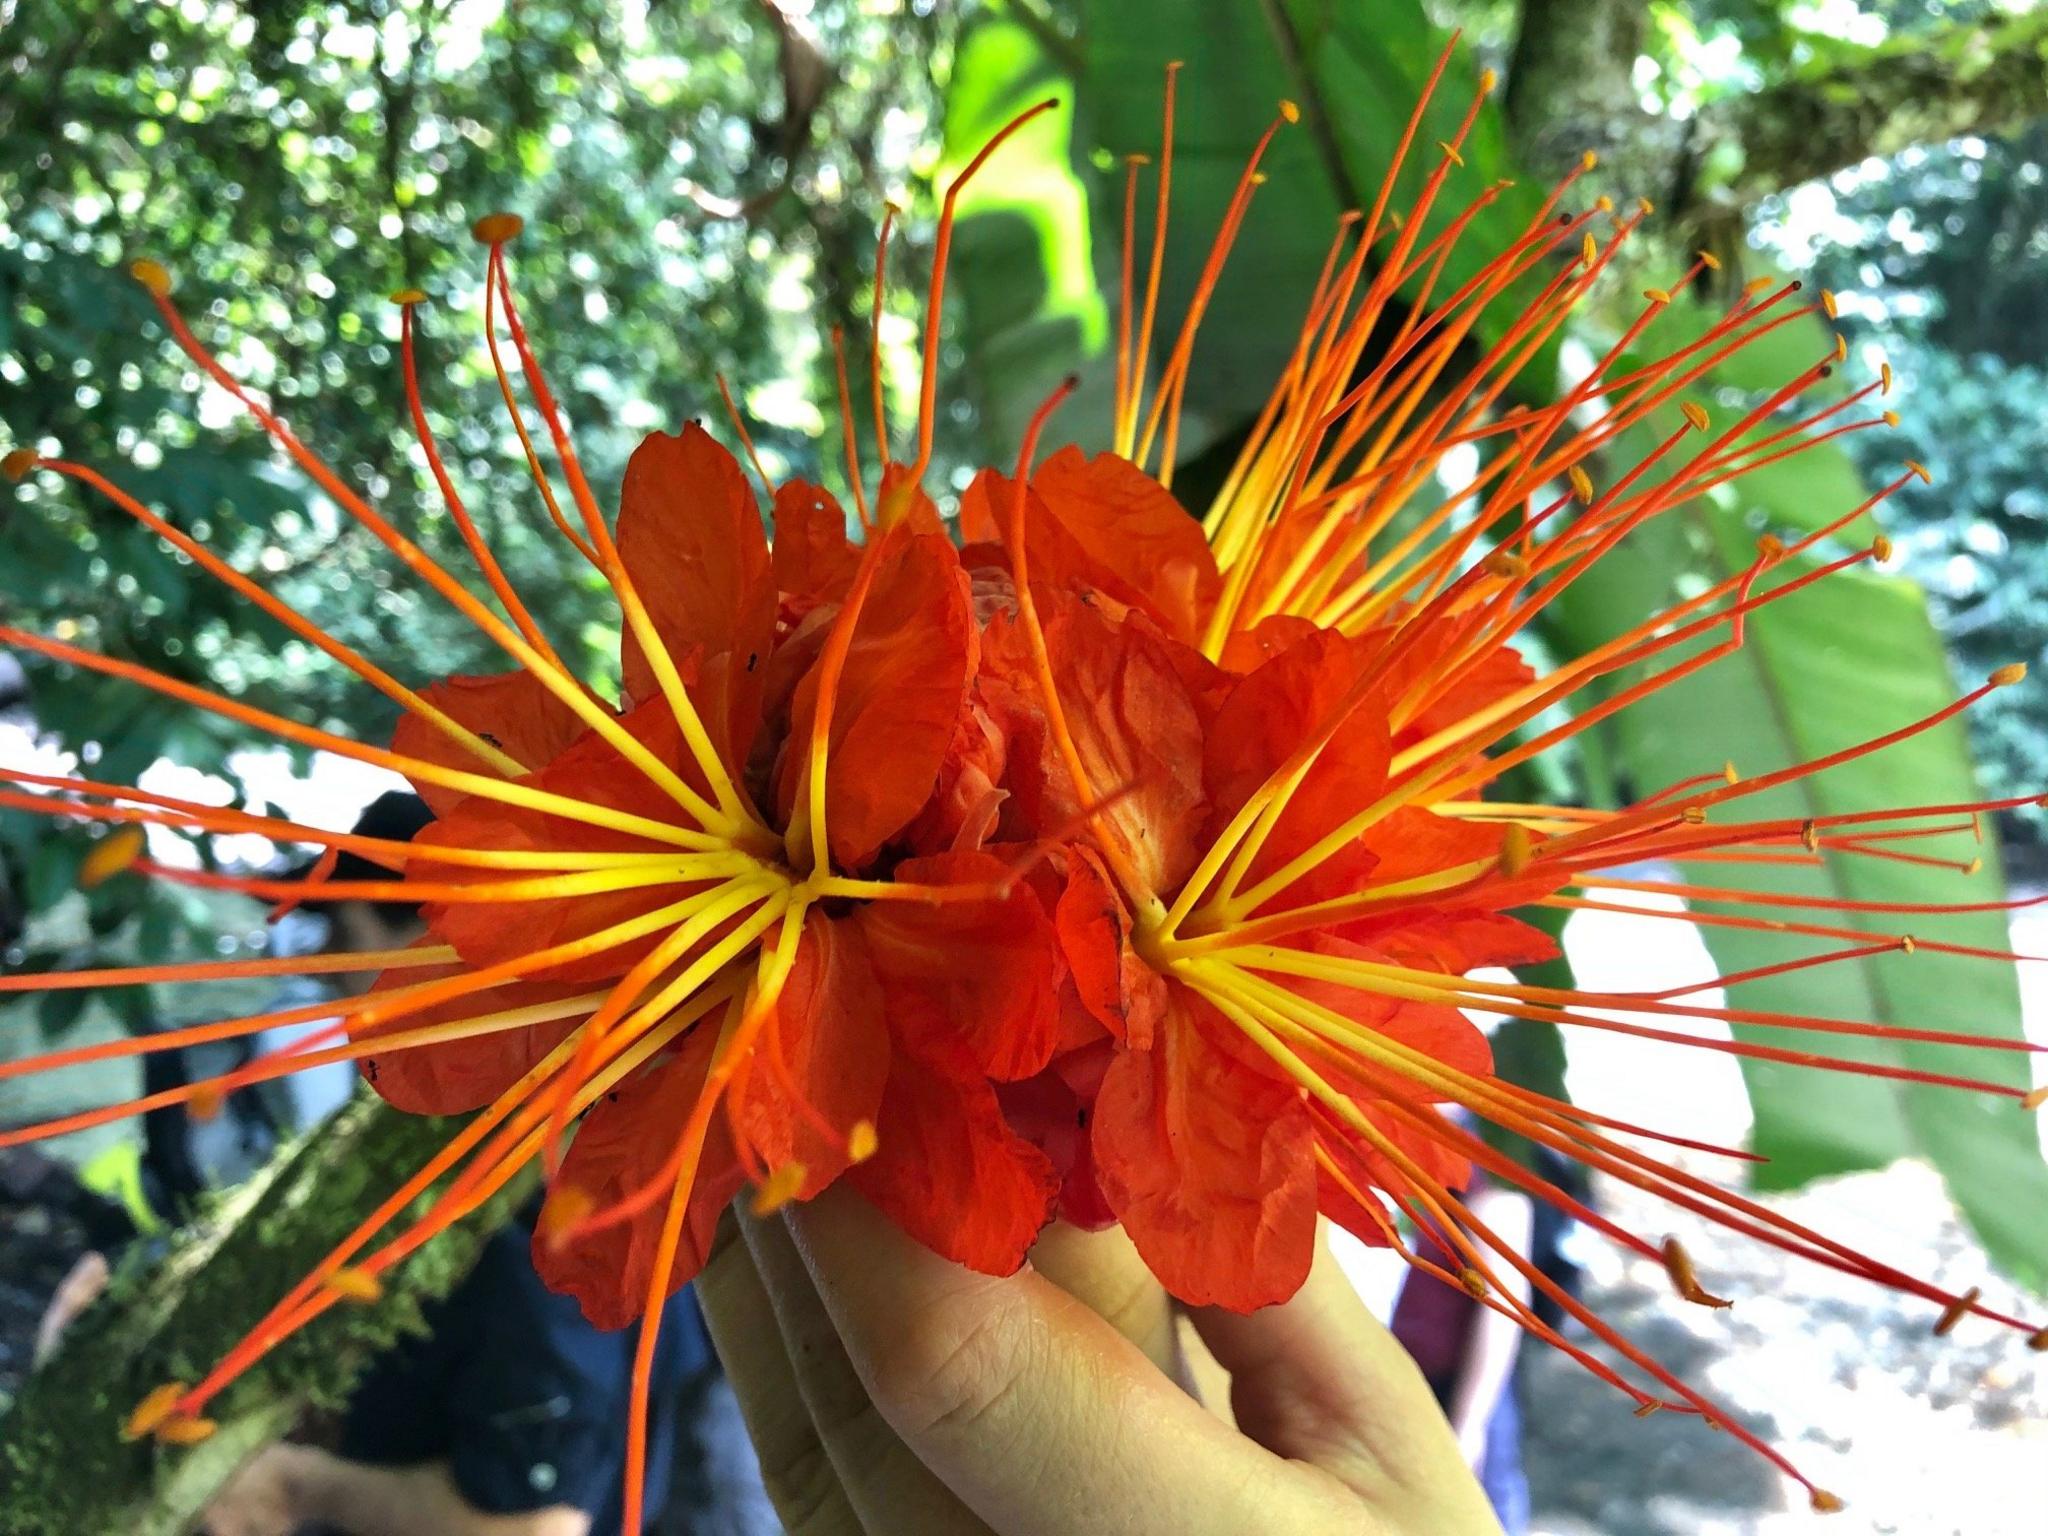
0;1092;523;1536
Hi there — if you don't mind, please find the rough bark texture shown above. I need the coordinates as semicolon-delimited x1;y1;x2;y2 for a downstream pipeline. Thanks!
1702;10;2048;203
0;1092;526;1536
1507;0;2048;215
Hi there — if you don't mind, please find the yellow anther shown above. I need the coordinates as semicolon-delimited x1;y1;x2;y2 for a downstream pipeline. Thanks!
1682;805;1707;826
1632;1401;1661;1418
1437;140;1465;168
537;1185;595;1252
325;1266;383;1304
1882;409;1900;428
1124;152;1152;167
1680;401;1709;432
80;825;146;889
1743;275;1773;297
1820;288;1838;319
1580;149;1598;171
1249;172;1269;187
1594;193;1614;213
1644;286;1672;306
847;1118;878;1164
1580;231;1598;266
1833;333;1848;363
1660;1236;1732;1309
2028;1322;2048;1347
1991;662;2027;687
1756;532;1785;560
471;212;525;245
1800;820;1820;853
1722;760;1739;785
129;258;173;296
124;1383;190;1442
156;1414;218;1446
1696;249;1721;270
751;1160;808;1216
2;448;38;482
1871;534;1893;562
389;287;428;306
1567;464;1594;504
1458;1268;1489;1299
1483;550;1527;580
2027;1085;2048;1113
1278;98;1301;124
1881;361;1893;394
1637;196;1655;216
1933;1287;1980;1337
1963;857;1982;877
189;1083;226;1122
1904;458;1932;484
1898;935;1917;956
1480;68;1500;93
1810;1489;1846;1514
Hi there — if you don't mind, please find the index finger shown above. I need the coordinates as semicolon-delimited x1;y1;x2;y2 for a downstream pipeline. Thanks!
785;1185;1373;1536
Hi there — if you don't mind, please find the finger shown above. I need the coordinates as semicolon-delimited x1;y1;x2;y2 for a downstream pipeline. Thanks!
33;1249;109;1365
742;1203;992;1534
1025;1222;1183;1381
697;1209;873;1536
787;1184;1368;1536
1187;1232;1502;1535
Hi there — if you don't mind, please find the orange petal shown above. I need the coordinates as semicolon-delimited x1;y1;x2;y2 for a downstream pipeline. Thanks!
616;423;776;764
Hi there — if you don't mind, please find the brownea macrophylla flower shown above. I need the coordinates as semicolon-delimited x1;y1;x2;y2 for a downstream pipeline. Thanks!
3;43;2046;1522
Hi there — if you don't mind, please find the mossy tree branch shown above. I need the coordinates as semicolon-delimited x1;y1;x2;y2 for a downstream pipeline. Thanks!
0;1092;523;1536
1506;0;2048;214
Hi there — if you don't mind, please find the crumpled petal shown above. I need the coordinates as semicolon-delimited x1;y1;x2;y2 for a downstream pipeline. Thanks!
616;422;776;768
354;955;594;1116
852;1048;1059;1275
533;1025;745;1330
776;527;976;870
1091;992;1317;1312
983;595;1210;898
725;910;890;1199
772;480;860;619
410;698;708;984
854;850;1062;1081
962;450;1220;644
1202;626;1390;913
390;670;584;818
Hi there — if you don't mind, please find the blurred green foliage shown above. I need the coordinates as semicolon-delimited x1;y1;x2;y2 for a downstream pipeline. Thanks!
0;0;947;970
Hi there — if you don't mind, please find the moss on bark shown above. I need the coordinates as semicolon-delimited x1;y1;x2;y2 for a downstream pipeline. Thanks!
0;1090;529;1536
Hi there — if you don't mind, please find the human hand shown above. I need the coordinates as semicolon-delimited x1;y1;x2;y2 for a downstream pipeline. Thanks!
199;1443;316;1536
697;1185;1504;1536
32;1249;108;1366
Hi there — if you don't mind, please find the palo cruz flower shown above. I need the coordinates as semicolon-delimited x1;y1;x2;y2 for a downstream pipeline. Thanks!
3;46;2044;1521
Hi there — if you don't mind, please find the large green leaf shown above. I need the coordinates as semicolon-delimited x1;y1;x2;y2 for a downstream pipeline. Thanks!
1546;359;2048;1288
941;9;1112;461
1077;0;1550;448
944;0;1550;466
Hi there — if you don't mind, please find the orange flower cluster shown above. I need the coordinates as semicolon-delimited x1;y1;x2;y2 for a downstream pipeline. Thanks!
4;48;2043;1521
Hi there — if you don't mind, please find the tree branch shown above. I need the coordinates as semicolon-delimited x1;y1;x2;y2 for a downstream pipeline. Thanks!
0;1092;526;1536
1699;9;2048;203
1505;0;2048;220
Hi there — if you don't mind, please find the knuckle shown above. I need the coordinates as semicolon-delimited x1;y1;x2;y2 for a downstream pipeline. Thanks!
862;1285;1040;1444
755;1414;850;1534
